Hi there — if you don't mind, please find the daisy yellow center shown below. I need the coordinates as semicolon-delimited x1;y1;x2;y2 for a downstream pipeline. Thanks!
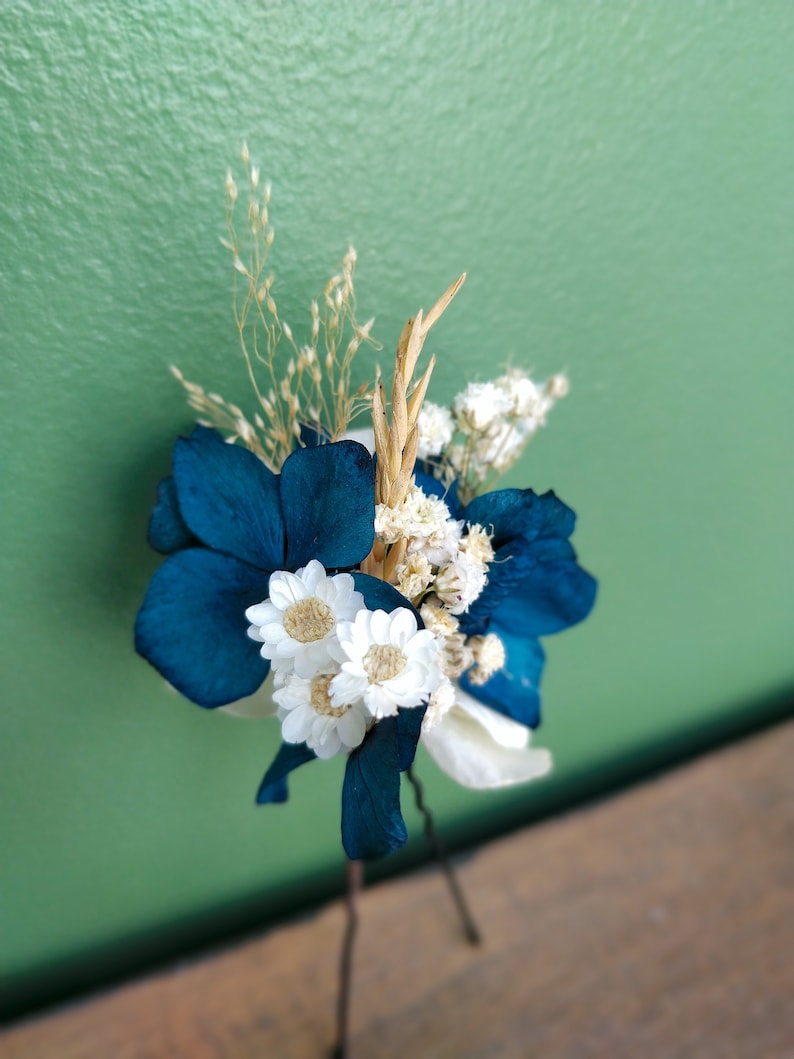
310;674;351;718
363;644;407;684
283;597;335;643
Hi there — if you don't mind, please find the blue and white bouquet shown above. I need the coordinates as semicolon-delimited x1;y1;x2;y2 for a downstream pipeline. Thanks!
135;153;597;863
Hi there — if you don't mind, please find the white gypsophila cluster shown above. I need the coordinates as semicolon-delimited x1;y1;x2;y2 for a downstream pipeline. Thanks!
245;560;441;757
452;381;513;433
434;555;489;615
375;483;494;616
443;369;569;493
466;633;507;686
416;401;454;459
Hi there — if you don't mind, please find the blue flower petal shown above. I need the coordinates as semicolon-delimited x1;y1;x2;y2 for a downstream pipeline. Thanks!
490;557;598;637
352;573;422;624
280;441;375;570
173;431;286;571
464;488;576;547
460;630;546;728
147;476;196;554
135;548;271;707
256;741;317;804
395;706;426;771
459;488;597;636
342;717;406;859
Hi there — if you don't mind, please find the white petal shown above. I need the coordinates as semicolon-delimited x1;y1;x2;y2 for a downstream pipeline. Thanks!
245;600;279;625
262;621;288;643
218;675;278;719
365;684;399;718
422;704;552;789
268;571;305;609
454;687;531;749
336;708;366;748
330;669;367;705
370;609;391;643
282;704;314;743
292;650;323;679
389;607;417;645
300;559;326;594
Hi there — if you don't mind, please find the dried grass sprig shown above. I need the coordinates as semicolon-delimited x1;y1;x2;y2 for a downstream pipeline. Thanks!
363;274;466;580
175;145;380;471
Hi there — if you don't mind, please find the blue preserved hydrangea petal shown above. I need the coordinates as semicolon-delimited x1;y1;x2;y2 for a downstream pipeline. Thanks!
281;441;375;571
147;476;196;554
134;548;272;707
459;488;597;636
173;431;286;571
342;717;406;859
395;706;426;771
464;488;576;547
491;555;598;637
460;630;546;728
351;573;422;624
256;741;317;804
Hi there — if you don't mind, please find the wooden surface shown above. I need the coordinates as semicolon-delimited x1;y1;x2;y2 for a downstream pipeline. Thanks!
3;722;793;1059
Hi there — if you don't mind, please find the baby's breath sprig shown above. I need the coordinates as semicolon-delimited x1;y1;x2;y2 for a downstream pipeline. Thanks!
174;144;380;472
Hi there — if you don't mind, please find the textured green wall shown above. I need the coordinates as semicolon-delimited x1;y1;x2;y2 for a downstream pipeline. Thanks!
2;2;792;1017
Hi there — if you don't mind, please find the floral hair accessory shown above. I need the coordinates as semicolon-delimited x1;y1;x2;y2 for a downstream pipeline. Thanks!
135;147;597;1053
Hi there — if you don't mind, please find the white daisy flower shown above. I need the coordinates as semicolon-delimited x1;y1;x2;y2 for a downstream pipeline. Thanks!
245;559;364;679
332;607;442;719
435;553;489;614
273;670;369;759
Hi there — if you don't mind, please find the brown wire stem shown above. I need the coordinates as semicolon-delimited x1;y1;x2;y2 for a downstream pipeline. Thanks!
330;857;363;1059
406;765;482;946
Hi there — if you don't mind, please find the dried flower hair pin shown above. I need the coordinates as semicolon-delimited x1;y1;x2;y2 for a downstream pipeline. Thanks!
135;146;596;1056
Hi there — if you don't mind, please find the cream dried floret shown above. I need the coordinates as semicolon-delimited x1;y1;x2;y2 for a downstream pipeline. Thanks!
419;601;460;638
466;632;507;686
459;523;495;566
246;559;364;679
395;552;434;602
421;676;457;732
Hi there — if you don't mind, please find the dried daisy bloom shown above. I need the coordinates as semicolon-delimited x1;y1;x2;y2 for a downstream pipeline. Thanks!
273;670;369;759
332;608;441;719
246;560;365;679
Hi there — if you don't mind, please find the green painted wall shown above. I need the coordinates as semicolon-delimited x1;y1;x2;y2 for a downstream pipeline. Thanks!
2;1;792;1017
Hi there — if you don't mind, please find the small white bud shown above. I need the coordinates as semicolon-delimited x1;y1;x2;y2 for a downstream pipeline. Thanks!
546;373;569;399
241;141;249;164
250;166;260;189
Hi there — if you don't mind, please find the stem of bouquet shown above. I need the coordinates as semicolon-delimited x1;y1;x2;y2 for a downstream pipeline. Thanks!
331;857;363;1059
406;766;482;946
